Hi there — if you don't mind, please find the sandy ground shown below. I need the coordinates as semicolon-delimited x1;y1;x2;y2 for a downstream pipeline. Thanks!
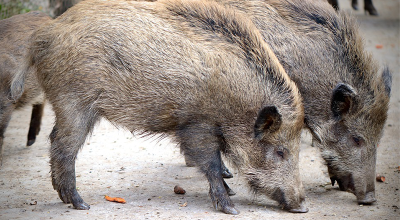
0;0;399;219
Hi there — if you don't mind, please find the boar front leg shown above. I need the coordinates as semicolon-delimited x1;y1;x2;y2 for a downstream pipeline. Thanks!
178;124;239;215
184;151;233;179
0;124;7;167
27;103;44;146
49;110;98;210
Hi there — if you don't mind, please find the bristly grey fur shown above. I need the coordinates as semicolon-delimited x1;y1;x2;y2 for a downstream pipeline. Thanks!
214;0;391;204
10;0;306;215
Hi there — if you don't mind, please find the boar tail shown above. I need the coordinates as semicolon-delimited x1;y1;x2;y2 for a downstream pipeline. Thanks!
9;54;30;102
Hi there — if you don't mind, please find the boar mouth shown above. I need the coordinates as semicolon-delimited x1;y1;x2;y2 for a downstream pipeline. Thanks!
330;174;355;192
245;172;308;213
331;175;377;205
271;188;308;213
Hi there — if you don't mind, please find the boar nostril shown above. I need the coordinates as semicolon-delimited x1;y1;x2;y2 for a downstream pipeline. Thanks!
272;188;308;213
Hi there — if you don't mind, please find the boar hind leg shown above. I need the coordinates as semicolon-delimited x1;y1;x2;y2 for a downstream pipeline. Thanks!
0;110;13;167
178;124;239;215
27;103;44;146
49;111;98;210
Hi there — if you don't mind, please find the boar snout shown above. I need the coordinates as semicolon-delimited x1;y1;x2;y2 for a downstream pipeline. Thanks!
288;200;308;213
355;175;376;205
271;185;308;213
330;172;376;205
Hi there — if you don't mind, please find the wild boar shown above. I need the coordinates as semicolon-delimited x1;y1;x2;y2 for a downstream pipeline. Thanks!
213;0;391;205
0;11;51;166
10;0;307;215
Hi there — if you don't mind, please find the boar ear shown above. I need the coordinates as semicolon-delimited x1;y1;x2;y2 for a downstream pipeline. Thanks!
382;67;392;96
331;83;357;120
254;106;282;139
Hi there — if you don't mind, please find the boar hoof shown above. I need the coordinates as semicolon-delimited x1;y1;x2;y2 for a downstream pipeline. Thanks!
57;188;90;210
221;205;240;215
27;138;36;146
210;191;238;214
358;192;376;205
74;201;90;210
223;180;236;196
222;169;233;179
226;188;236;196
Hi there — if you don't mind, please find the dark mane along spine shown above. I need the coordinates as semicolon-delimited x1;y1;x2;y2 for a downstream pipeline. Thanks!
161;0;302;111
163;0;286;78
267;0;377;84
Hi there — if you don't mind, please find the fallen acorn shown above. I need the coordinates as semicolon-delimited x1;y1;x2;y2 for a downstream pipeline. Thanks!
376;174;385;182
174;185;186;194
105;195;126;203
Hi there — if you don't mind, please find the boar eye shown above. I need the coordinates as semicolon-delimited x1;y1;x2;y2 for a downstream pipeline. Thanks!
277;150;284;158
352;136;362;146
